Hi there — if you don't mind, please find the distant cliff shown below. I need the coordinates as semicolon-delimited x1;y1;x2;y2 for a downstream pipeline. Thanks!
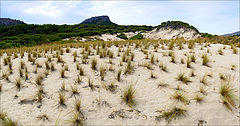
0;18;25;27
80;16;116;25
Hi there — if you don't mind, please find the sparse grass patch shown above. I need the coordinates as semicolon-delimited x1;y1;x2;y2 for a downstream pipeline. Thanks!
15;78;22;90
58;91;66;105
157;106;187;123
91;58;97;70
117;69;122;82
159;62;167;72
176;73;191;84
219;81;237;110
193;93;204;103
200;75;208;85
71;85;79;96
60;68;65;78
122;84;136;107
202;54;210;67
171;90;188;104
79;66;84;76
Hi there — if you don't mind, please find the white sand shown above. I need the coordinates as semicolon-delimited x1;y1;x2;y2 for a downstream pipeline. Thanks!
0;42;239;125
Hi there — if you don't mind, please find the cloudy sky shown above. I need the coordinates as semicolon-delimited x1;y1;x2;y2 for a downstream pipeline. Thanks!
1;1;239;35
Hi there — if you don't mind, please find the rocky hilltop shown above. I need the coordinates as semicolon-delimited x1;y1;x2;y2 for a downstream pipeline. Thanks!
80;15;116;25
0;18;25;27
144;21;200;40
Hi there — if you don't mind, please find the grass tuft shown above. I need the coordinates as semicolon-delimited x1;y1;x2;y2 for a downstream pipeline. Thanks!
91;58;97;70
122;84;136;107
219;81;237;110
176;73;191;84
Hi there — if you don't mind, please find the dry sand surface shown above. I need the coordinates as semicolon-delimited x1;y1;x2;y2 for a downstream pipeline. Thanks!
0;41;239;125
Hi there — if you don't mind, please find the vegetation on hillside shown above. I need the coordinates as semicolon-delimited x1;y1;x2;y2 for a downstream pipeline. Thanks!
116;33;128;40
157;21;199;33
130;33;143;40
0;24;153;49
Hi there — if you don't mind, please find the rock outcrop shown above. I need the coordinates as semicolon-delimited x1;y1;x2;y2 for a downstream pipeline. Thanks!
80;16;116;25
0;18;25;27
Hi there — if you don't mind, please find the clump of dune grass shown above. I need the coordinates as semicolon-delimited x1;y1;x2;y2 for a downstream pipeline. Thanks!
122;84;136;107
176;73;190;84
88;78;94;90
199;85;207;95
117;69;122;82
202;54;210;67
159;62;167;72
219;81;237;111
150;71;156;78
130;53;134;61
45;61;50;70
50;63;55;71
37;89;43;103
157;106;187;123
124;61;133;74
67;111;84;126
193;93;204;103
74;99;83;114
2;71;9;81
58;91;66;105
190;54;196;63
100;66;106;81
76;76;82;84
0;112;18;126
171;90;188;104
18;68;24;78
20;60;25;69
60;68;65;78
231;64;236;70
219;73;228;81
79;66;84;76
35;74;44;86
200;75;208;85
186;57;191;68
218;48;224;55
232;47;238;54
150;54;155;64
170;53;176;63
158;81;168;88
107;82;117;93
71;85;79;96
25;68;29;80
168;41;175;50
36;114;49;121
15;78;22;90
190;70;195;77
91;58;97;70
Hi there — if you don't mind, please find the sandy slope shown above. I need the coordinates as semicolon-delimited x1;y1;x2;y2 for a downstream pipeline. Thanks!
0;42;239;125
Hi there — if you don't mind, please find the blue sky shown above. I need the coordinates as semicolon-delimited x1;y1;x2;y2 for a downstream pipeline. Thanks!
1;1;239;35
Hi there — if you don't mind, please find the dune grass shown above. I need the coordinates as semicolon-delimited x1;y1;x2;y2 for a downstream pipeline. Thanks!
122;84;136;107
219;81;237;111
91;58;97;70
176;73;190;84
171;90;188;104
158;106;187;123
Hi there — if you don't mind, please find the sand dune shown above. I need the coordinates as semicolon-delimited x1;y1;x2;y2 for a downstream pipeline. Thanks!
0;40;239;125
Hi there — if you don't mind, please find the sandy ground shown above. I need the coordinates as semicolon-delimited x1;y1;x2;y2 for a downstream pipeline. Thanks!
0;42;239;125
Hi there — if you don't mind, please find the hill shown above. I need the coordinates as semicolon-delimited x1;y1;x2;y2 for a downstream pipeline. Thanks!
80;16;117;25
0;18;25;27
223;31;240;36
0;16;202;49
